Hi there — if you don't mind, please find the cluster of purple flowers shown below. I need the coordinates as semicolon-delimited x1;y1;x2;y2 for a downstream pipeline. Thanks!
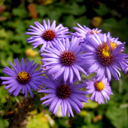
1;19;128;117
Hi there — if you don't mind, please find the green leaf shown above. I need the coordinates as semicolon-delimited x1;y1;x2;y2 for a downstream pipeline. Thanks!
27;55;41;65
0;29;7;38
57;118;70;127
0;86;9;103
24;18;44;28
36;5;48;17
100;18;119;32
47;7;63;21
105;107;127;128
80;110;88;116
65;2;86;15
2;11;10;18
81;123;103;128
83;113;92;124
75;16;90;28
0;52;13;67
15;20;26;33
27;112;50;128
81;73;96;81
63;15;76;30
12;5;28;18
64;15;90;32
10;43;23;53
94;3;110;16
84;100;99;109
0;40;7;49
0;119;8;128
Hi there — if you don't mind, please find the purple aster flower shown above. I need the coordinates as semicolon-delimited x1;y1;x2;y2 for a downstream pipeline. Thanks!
0;58;44;98
38;76;88;117
82;32;128;82
26;19;70;53
84;77;113;104
41;36;88;83
73;23;102;42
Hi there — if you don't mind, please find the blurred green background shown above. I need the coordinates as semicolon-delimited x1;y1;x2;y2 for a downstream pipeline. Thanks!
0;0;128;128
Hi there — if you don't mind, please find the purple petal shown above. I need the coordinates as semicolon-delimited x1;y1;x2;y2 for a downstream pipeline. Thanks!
26;84;34;98
61;99;67;117
67;98;80;114
64;67;69;82
13;85;22;96
53;67;65;79
72;65;81;81
53;99;62;115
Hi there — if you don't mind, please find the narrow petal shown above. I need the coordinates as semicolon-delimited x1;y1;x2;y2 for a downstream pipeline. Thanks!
53;99;62;115
26;84;34;98
69;67;74;83
53;67;65;79
13;85;22;96
72;65;81;81
67;98;80;114
64;67;69;82
61;99;67;117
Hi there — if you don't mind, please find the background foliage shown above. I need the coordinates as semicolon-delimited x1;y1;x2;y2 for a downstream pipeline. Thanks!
0;0;128;128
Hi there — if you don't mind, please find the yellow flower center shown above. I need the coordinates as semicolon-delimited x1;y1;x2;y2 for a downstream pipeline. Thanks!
102;45;110;57
89;30;98;34
95;81;105;91
17;71;30;84
110;42;118;50
97;42;119;66
101;42;118;57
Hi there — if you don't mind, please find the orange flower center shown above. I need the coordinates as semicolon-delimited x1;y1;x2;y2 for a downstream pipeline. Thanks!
60;51;76;66
57;84;71;99
42;29;56;41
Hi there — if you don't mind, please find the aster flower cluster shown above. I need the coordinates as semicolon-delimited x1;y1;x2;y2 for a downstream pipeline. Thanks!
1;19;128;117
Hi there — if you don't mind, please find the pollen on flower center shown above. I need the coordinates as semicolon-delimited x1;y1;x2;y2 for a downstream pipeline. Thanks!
89;30;98;34
95;81;105;91
60;51;76;66
97;43;113;66
17;71;30;84
110;42;118;50
42;29;56;41
57;84;71;99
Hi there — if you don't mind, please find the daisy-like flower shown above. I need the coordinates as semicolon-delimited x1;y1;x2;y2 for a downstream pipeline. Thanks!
38;76;88;117
84;77;113;104
82;32;128;82
41;37;88;83
0;58;44;98
26;19;70;53
73;23;102;42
